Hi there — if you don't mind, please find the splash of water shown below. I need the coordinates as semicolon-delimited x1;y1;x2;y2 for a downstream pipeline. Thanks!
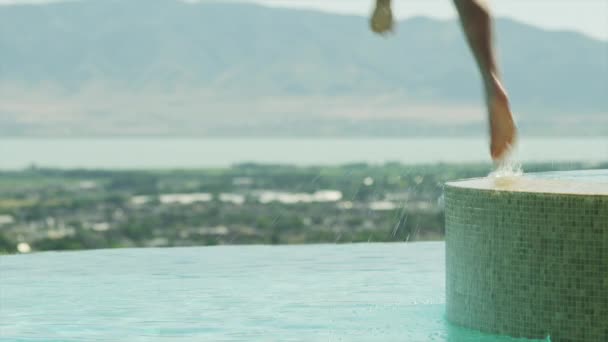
488;159;523;178
487;140;523;178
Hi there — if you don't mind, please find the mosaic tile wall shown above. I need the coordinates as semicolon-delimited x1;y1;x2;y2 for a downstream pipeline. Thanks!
445;185;608;342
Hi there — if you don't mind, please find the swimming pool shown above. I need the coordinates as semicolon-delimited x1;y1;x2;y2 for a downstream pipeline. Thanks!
0;243;540;341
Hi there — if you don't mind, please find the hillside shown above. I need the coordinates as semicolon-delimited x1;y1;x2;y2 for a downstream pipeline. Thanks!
0;0;606;136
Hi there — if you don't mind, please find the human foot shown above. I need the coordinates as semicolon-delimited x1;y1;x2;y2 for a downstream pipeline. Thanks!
487;75;517;161
370;0;394;34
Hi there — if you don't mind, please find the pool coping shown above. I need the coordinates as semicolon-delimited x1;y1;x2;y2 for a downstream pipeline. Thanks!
445;170;608;196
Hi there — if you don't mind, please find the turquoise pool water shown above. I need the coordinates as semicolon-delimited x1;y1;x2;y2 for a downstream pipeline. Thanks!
0;243;542;341
528;169;608;183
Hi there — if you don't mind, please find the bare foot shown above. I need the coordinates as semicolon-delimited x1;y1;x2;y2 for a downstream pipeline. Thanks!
370;0;394;35
487;75;517;161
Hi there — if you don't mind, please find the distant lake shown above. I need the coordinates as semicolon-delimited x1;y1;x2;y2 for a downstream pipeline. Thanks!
1;138;606;170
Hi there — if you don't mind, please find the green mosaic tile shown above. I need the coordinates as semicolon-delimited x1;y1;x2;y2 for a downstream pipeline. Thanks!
445;175;608;342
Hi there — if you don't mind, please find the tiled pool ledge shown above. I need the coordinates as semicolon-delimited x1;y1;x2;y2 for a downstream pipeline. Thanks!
447;169;608;196
444;170;608;342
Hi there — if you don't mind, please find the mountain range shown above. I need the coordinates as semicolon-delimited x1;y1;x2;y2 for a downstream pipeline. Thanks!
1;0;606;137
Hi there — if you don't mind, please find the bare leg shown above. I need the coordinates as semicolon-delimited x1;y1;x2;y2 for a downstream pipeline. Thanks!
453;0;516;161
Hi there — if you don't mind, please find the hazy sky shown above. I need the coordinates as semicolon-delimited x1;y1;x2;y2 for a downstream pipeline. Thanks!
252;0;608;40
1;0;607;40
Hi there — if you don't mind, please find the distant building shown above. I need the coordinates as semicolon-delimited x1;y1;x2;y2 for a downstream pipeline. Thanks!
0;215;15;226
